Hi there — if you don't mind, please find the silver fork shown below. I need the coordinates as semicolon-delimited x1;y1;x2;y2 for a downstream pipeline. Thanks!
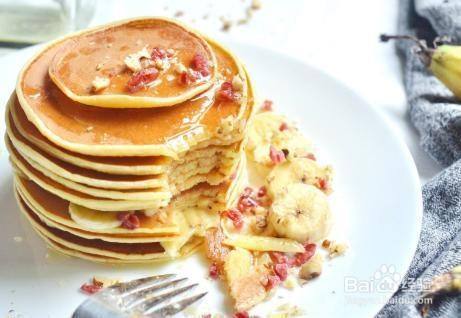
72;274;207;318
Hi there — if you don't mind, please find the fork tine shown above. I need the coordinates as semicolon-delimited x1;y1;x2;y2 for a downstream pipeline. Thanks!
133;283;199;313
145;292;208;317
124;277;188;309
109;274;175;295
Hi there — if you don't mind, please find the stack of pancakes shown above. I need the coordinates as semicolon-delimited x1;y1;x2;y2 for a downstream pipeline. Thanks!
5;18;254;263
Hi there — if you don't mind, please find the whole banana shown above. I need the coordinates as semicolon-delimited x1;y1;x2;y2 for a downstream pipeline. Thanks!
381;34;461;99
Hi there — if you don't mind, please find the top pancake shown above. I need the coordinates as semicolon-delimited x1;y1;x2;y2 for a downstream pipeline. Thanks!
15;23;251;157
48;18;217;108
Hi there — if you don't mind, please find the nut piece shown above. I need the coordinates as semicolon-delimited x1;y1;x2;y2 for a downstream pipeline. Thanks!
299;253;323;280
232;75;244;91
92;76;110;92
124;47;150;72
328;241;348;258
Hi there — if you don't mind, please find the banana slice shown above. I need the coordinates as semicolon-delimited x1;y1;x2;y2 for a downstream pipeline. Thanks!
183;207;219;237
246;112;314;166
223;233;305;253
69;203;121;231
266;157;333;197
269;183;331;243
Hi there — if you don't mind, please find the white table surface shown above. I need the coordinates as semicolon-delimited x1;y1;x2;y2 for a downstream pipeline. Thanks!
0;0;442;184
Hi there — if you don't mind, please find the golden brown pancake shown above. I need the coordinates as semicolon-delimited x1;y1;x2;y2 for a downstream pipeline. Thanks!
16;35;249;157
48;18;217;108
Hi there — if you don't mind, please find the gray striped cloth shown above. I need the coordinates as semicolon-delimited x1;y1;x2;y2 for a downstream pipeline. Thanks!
377;0;461;317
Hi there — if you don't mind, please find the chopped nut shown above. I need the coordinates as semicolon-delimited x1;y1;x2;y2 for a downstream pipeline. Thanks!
299;253;323;280
220;17;233;32
124;47;150;72
326;241;348;257
251;0;262;10
232;75;244;91
174;10;184;17
95;63;104;71
93;276;120;287
173;63;187;74
92;76;110;92
85;126;94;132
322;239;331;249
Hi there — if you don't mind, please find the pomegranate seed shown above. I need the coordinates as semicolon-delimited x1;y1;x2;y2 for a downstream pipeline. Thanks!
117;212;140;230
270;251;288;264
269;146;286;164
80;283;102;295
257;186;267;197
291;243;316;267
238;196;258;211
222;209;244;229
274;263;289;281
217;81;238;101
190;53;210;76
279;122;289;131
179;71;198;85
233;311;249;318
151;47;167;60
264;275;281;291
209;262;219;279
261;100;273;111
318;178;328;190
242;187;254;197
127;68;158;93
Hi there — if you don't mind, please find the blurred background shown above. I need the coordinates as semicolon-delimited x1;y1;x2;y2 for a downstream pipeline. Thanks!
0;0;439;181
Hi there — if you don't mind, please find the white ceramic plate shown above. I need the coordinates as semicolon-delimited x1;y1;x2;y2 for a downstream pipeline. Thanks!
0;42;422;318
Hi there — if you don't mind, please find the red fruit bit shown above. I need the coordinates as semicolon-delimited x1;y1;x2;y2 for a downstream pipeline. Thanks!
238;196;258;212
217;81;238;102
270;251;288;264
269;146;286;164
190;53;210;76
127;68;159;93
318;178;328;191
279;122;289;131
179;71;198;85
305;153;317;161
242;186;254;197
209;262;220;279
222;208;244;230
257;186;267;198
151;47;167;60
80;282;102;295
117;212;140;230
291;243;316;267
261;99;273;111
274;263;289;281
264;275;281;291
233;311;249;318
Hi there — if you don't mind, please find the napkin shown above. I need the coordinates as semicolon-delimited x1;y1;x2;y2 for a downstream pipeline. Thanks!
378;0;461;316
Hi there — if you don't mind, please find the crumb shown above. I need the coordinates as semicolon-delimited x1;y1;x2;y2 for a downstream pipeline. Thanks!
93;276;120;287
124;47;150;72
95;63;104;71
13;236;23;243
220;17;233;32
326;241;348;258
92;76;110;92
251;0;262;10
174;11;184;17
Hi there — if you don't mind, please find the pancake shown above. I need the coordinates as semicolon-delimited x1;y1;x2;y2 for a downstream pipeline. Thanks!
17;193;204;261
16;31;250;157
15;177;180;235
48;18;217;108
8;142;171;202
8;99;169;175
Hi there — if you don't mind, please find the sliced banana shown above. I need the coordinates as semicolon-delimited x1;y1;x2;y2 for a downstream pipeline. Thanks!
269;183;331;243
183;207;219;237
266;157;333;197
246;112;313;166
69;203;122;231
223;233;305;253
